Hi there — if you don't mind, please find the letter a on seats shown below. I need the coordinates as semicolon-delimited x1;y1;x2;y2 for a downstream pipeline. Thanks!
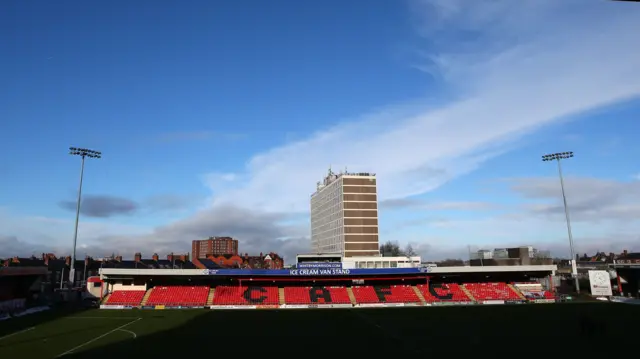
309;286;332;303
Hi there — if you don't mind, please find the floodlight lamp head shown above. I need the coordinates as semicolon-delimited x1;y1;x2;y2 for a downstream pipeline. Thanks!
542;151;574;162
69;146;102;159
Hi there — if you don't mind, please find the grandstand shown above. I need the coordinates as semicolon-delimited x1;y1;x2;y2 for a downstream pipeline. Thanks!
2;253;637;358
94;264;558;309
610;251;640;298
0;266;48;316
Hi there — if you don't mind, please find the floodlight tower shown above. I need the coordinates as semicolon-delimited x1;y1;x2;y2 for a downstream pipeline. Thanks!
542;151;580;293
68;147;101;288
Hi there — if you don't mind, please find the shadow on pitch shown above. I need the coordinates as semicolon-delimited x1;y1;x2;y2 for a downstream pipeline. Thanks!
59;303;640;358
0;305;94;338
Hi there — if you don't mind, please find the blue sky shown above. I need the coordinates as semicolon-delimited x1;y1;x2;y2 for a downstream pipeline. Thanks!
1;0;640;262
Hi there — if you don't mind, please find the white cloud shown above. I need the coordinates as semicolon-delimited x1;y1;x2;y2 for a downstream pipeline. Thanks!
0;209;151;257
508;177;640;223
198;0;640;259
207;0;640;215
380;199;496;211
393;176;640;260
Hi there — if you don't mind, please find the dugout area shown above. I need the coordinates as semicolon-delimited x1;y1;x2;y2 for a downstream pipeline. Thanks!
1;303;637;358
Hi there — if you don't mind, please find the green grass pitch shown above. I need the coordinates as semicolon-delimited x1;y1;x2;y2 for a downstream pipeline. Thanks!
0;303;637;357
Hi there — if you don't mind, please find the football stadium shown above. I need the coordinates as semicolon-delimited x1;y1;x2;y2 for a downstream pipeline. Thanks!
2;251;640;358
4;0;640;357
2;168;640;357
3;169;640;357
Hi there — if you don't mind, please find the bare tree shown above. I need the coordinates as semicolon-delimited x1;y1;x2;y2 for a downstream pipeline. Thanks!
380;241;403;257
436;258;465;267
403;244;416;257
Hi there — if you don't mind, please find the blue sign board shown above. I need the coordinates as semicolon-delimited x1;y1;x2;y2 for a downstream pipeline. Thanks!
201;267;430;276
297;262;342;269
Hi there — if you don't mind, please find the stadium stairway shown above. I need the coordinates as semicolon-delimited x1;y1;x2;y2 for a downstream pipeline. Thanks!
346;287;357;305
460;285;476;302
207;288;215;306
101;293;111;304
411;286;427;304
278;288;285;305
140;289;153;306
507;284;527;300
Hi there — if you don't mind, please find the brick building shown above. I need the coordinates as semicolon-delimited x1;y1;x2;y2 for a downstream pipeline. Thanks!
191;236;239;259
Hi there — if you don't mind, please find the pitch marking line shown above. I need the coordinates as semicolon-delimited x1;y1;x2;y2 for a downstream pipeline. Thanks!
0;327;35;341
56;317;141;357
67;316;140;320
117;329;137;338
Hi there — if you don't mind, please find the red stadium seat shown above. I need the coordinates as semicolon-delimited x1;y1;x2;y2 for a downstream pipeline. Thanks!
351;285;420;304
326;286;352;304
463;282;521;301
106;290;146;306
512;282;555;300
283;286;351;304
213;286;279;305
145;286;209;306
284;287;313;304
417;283;471;303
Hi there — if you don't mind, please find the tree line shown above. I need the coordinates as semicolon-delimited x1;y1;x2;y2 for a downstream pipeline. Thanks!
379;241;465;266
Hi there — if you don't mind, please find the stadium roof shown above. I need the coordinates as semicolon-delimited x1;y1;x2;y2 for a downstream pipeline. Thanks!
99;264;557;277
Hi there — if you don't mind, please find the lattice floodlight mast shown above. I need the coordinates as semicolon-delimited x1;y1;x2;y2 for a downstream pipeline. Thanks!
542;151;580;293
68;147;101;288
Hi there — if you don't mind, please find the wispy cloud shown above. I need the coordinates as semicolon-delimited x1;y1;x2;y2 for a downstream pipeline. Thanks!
59;195;137;218
380;198;495;211
57;194;197;218
143;194;196;212
154;1;640;260
206;0;640;214
509;176;640;223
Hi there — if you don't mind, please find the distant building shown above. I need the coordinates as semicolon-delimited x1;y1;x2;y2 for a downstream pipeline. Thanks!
310;168;379;257
196;252;284;269
470;246;552;266
0;252;194;289
295;253;420;269
191;236;239;259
